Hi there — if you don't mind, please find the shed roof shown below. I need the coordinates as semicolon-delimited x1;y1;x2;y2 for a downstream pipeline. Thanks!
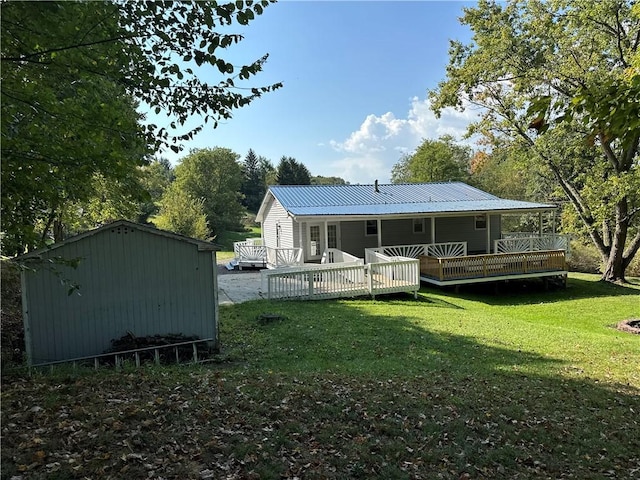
257;182;555;220
19;220;219;259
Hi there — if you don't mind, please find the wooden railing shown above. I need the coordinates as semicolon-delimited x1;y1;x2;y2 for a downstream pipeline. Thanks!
495;234;570;255
262;249;419;300
265;246;303;268
261;262;368;300
370;242;467;259
365;250;420;298
420;250;567;282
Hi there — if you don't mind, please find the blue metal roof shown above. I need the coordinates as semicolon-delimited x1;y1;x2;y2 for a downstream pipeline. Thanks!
265;182;555;217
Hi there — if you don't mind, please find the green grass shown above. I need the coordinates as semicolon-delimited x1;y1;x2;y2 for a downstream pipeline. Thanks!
215;226;261;251
2;273;639;479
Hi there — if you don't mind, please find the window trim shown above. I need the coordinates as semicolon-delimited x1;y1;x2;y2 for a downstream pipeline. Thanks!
475;214;487;230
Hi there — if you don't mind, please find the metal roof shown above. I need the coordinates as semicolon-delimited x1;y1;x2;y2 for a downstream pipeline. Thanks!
19;220;219;259
262;182;555;218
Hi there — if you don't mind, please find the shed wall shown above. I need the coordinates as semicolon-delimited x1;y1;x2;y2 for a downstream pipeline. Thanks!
23;225;217;364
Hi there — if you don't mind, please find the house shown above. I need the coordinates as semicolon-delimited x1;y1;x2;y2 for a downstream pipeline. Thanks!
254;182;568;289
19;220;220;366
256;181;558;259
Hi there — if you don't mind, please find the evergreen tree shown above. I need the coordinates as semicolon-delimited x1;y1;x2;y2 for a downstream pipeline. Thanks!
241;149;267;212
276;156;311;185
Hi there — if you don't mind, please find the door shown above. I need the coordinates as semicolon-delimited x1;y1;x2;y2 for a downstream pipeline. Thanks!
307;224;322;261
307;223;341;261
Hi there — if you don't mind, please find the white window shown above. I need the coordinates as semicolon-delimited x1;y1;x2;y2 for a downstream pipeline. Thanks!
475;215;487;230
413;218;424;234
365;220;378;236
327;224;338;249
309;225;320;255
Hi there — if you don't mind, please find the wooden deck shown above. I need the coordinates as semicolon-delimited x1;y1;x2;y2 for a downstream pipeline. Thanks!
418;250;567;286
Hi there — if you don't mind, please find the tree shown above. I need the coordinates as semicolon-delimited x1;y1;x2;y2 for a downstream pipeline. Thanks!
152;184;209;240
1;1;148;254
276;156;311;185
311;176;349;185
174;148;245;236
138;158;175;224
431;0;640;282
241;149;267;213
390;136;471;184
262;158;277;187
1;1;280;255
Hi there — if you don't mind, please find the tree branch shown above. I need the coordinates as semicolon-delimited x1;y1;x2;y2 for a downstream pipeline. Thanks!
1;34;138;63
598;135;622;173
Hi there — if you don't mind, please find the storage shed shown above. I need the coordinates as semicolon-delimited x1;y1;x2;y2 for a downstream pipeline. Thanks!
20;220;219;366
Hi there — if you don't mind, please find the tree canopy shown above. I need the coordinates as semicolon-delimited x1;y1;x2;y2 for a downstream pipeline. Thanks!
391;136;471;184
431;0;640;282
276;156;311;185
1;1;280;255
311;176;349;185
172;148;245;237
240;149;271;213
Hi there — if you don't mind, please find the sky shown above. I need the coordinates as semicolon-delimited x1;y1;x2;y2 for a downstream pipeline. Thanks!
148;1;480;184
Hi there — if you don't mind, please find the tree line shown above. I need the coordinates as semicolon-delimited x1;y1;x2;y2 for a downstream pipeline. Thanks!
141;148;346;241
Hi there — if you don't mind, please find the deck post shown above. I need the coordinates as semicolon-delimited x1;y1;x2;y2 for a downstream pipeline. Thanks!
377;219;382;247
323;221;328;256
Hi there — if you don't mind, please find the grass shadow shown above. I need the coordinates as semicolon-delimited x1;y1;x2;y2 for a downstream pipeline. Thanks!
421;274;640;307
217;298;640;477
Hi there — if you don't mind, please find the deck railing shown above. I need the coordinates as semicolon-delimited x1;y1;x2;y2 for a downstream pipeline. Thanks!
420;250;567;283
495;234;570;255
261;262;368;300
233;241;267;263
262;249;419;300
370;242;467;259
367;252;419;298
265;246;303;268
322;248;363;265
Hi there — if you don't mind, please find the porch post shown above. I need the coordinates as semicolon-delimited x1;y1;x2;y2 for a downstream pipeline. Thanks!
323;220;328;254
298;221;304;259
486;214;491;254
377;218;382;247
539;211;543;235
431;217;436;244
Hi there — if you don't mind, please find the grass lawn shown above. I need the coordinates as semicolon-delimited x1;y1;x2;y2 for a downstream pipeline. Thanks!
215;226;261;262
2;273;639;479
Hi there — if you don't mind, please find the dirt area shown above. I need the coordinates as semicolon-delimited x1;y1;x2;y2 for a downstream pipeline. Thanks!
616;319;640;334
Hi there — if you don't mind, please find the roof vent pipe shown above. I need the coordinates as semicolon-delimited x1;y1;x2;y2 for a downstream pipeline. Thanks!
374;179;380;193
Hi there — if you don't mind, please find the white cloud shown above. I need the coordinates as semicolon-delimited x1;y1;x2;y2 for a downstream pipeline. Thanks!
327;96;480;184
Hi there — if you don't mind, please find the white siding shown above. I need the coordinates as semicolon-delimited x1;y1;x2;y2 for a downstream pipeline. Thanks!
261;196;294;248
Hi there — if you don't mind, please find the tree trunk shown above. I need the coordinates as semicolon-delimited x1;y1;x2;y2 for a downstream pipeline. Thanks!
602;250;626;282
600;200;629;283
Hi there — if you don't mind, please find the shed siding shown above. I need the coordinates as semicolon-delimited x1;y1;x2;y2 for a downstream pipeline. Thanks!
23;226;217;364
262;197;294;248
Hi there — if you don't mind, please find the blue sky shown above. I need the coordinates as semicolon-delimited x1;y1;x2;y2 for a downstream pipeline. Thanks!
150;1;479;184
